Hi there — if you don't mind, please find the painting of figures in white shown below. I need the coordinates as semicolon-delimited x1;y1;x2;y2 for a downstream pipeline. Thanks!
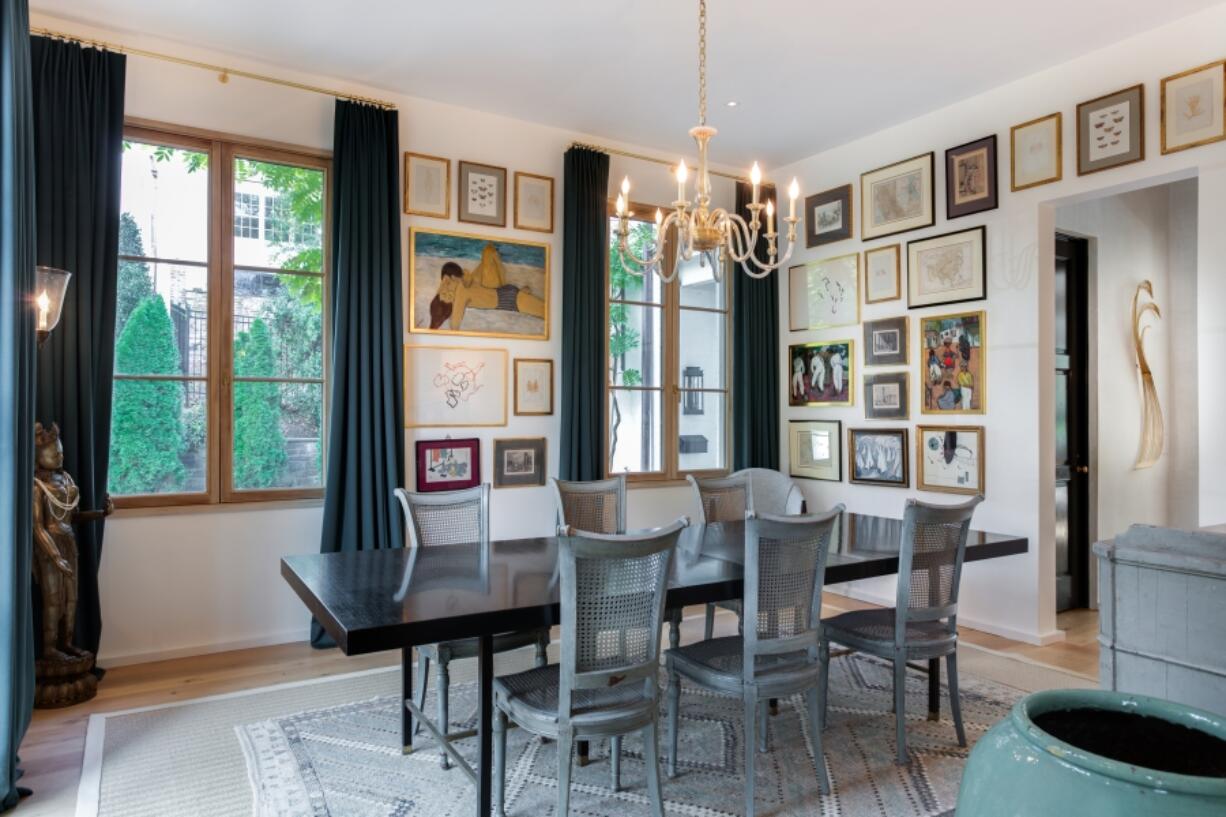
850;429;908;486
788;253;859;330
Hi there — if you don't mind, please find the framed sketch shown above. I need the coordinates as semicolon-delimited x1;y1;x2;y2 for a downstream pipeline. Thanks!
789;419;842;482
513;358;553;415
945;135;998;219
458;160;507;226
863;372;909;421
1011;112;1062;191
919;310;985;415
917;425;985;495
405;345;507;428
415;437;479;492
860;153;934;240
1161;60;1225;155
493;437;547;488
788;253;860;331
805;184;853;247
863;316;908;366
404;152;450;218
1077;84;1145;175
514;171;555;233
788;340;854;407
907;226;986;309
409;227;549;340
848;428;909;487
864;244;901;303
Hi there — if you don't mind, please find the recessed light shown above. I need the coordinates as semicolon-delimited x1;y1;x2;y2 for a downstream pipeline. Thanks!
726;100;738;107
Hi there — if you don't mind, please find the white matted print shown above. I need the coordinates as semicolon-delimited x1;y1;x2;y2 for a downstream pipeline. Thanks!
513;358;553;415
1161;60;1226;154
864;244;901;303
917;425;985;495
404;152;450;218
514;172;555;233
1011;113;1062;191
789;419;841;482
788;253;860;331
458;160;507;226
405;345;507;427
907;226;986;309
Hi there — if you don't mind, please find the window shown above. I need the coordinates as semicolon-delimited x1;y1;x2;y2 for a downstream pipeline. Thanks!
111;125;329;507
606;203;730;481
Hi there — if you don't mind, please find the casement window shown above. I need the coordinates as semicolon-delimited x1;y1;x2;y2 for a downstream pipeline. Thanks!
110;123;329;507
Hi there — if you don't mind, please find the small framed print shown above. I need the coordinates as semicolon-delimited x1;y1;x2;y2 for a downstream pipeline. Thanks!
917;425;985;495
945;135;998;219
514;171;555;233
1077;84;1145;176
1011;112;1062;191
788;340;854;407
919;310;985;415
861;152;935;240
458;160;507;226
1161;60;1226;155
863;372;909;421
513;358;553;415
907;226;986;309
805;184;853;247
493;437;546;488
848;428;909;488
864;244;901;304
788;253;860;330
863;316;908;367
404;152;450;218
415;437;480;492
789;419;842;482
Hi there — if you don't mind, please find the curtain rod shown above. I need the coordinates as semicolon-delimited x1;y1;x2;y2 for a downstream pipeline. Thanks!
29;26;398;110
568;140;767;185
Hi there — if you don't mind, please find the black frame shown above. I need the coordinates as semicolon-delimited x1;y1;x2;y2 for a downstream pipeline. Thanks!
805;183;853;247
863;372;910;420
863;316;909;366
492;437;546;488
788;419;843;482
848;428;910;487
906;225;988;309
945;134;998;219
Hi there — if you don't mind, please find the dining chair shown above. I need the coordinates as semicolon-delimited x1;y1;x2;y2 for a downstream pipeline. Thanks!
731;467;805;516
492;518;688;817
393;484;550;769
819;495;983;765
687;473;754;640
665;507;842;817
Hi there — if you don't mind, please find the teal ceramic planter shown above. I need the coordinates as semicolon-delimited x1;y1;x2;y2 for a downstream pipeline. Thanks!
956;689;1226;816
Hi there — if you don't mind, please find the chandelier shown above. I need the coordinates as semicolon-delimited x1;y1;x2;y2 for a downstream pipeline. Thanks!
614;0;801;282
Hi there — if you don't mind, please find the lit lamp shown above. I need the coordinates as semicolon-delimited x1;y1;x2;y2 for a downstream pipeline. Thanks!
35;265;71;346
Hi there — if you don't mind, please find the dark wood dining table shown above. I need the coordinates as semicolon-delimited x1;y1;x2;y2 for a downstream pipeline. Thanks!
282;512;1026;817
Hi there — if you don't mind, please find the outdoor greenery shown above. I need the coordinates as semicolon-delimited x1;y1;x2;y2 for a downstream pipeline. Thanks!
232;319;288;488
607;221;654;466
116;211;153;337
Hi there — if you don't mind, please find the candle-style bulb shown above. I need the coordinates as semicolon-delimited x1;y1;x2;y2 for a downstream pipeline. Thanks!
36;291;49;311
621;176;630;196
788;178;800;200
676;162;688;184
654;208;663;226
615;194;626;216
765;199;774;217
750;162;761;186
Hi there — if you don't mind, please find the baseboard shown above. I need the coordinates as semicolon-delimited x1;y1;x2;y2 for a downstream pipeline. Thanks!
834;587;1063;647
97;628;307;668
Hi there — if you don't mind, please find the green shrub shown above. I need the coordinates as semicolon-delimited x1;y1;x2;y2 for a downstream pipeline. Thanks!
232;319;286;488
116;212;154;337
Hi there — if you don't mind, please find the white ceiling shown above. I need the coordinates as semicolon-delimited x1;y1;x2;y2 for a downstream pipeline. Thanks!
32;0;1223;167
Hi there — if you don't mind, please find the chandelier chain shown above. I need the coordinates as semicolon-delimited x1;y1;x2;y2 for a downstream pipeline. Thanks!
698;0;707;126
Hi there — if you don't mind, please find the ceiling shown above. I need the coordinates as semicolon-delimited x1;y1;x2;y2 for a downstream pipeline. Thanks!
32;0;1223;167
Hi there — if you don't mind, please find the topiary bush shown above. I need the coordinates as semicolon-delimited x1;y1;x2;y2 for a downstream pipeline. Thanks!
232;318;287;488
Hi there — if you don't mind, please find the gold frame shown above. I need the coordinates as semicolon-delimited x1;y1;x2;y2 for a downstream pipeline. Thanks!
492;437;548;489
403;151;451;218
916;424;985;495
860;152;935;240
862;372;910;421
513;358;554;416
788;419;842;482
457;159;507;227
863;243;901;304
513;171;555;233
848;427;910;487
1010;112;1063;191
1160;60;1226;155
404;344;508;428
788;252;861;331
787;339;856;408
1076;84;1145;176
918;309;987;416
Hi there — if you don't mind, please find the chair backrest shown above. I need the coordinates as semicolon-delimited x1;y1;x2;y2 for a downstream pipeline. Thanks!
732;467;804;516
894;496;984;640
393;484;489;549
687;473;754;524
551;475;626;534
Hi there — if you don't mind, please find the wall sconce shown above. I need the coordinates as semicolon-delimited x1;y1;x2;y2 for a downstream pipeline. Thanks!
35;265;71;346
682;366;705;415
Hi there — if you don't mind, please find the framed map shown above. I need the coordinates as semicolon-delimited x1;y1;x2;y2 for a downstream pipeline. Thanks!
860;153;934;240
907;226;986;309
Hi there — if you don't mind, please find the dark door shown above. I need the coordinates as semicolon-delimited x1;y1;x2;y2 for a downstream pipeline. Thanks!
1055;234;1090;611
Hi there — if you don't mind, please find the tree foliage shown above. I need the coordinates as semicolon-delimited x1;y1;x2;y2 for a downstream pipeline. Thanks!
232;319;287;489
235;158;325;305
607;221;655;466
116;212;154;337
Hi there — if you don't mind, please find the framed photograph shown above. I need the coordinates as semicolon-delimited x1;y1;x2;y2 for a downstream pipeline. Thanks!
919;310;985;415
945;135;998;219
788;340;854;407
1161;60;1226;155
1011;112;1062;191
409;227;549;340
789;419;842;482
405;345;507;428
860;152;935;240
514;171;555;233
493;437;547;488
863;316;908;366
849;428;909;487
415;437;479;492
513;358;553;415
907;226;986;309
864;244;901;304
1077;84;1145;175
863;372;909;421
404;152;450;218
917;425;985;495
458;160;507;226
805;184;853;247
788;253;860;331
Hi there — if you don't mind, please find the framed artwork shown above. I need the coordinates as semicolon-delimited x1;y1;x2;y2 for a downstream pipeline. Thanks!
493;437;547;488
415;437;479;492
1161;60;1226;155
404;152;450;218
919;310;985;415
514;171;555;233
863;316;908;366
789;419;842;482
848;428;909;487
917;425;985;495
1011;112;1063;191
1077;84;1145;175
409;227;549;340
906;226;986;309
788;253;860;331
404;345;507;428
804;184;853;247
863;372;909;421
864;244;901;304
788;340;854;407
945;135;998;219
458;160;507;226
513;358;553;415
860;152;935;240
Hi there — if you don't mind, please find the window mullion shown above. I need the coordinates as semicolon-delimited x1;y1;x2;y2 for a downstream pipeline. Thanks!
217;141;236;502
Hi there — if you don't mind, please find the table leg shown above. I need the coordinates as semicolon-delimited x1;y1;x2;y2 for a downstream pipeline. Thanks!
477;634;493;817
577;740;589;766
402;647;413;753
927;658;940;721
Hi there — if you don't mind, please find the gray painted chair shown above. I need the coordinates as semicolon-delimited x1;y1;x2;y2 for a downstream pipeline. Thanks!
732;467;805;516
666;507;843;817
550;475;627;537
393;484;549;769
687;473;754;640
492;518;688;817
819;495;983;765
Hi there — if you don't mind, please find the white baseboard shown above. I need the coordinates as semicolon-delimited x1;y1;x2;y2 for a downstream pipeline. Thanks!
97;628;308;668
834;587;1065;646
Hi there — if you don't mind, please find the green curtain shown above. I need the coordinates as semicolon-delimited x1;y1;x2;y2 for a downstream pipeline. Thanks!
559;147;608;481
30;36;126;661
311;100;404;648
0;0;37;809
732;181;780;470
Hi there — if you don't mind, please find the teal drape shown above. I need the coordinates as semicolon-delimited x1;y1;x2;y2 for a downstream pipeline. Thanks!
30;36;126;660
732;181;780;470
0;0;37;810
311;100;404;648
559;147;608;481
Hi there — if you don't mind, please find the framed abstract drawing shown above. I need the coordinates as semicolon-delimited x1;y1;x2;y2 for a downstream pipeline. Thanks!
514;171;555;233
804;183;853;247
1011;112;1062;191
864;243;901;303
415;437;480;492
788;340;854;407
863;316;908;367
848;428;909;487
405;345;507;428
404;152;450;218
917;425;985;495
906;226;986;309
919;310;985;415
788;419;842;482
860;152;934;240
1160;60;1226;155
493;437;547;488
513;358;553;415
863;372;909;421
945;135;998;219
1077;84;1145;176
788;253;860;331
458;160;507;226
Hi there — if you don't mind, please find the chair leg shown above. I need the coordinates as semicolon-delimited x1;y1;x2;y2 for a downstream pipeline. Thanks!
817;640;831;731
806;686;831;795
556;730;574;817
668;609;681;650
413;654;430;736
436;658;451;769
947;651;967;747
893;655;908;766
743;695;757;817
643;721;665;817
535;632;548;668
493;708;507;817
704;604;716;640
667;669;681;778
757;700;768;753
610;736;621;792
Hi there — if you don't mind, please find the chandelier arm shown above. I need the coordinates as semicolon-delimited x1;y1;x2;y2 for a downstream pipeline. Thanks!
616;210;681;271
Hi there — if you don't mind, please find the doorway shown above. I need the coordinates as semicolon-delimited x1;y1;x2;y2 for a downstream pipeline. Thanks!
1054;234;1090;612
